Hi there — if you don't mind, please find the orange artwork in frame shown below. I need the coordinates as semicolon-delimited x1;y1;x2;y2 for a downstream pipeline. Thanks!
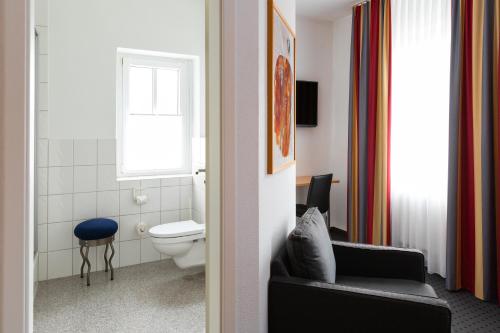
267;0;296;174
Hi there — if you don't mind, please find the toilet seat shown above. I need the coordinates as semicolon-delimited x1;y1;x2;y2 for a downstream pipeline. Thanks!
149;220;205;238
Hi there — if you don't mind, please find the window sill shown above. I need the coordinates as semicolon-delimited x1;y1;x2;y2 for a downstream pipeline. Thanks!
117;173;192;182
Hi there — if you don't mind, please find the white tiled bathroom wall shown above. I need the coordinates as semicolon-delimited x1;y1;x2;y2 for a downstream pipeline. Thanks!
37;138;196;281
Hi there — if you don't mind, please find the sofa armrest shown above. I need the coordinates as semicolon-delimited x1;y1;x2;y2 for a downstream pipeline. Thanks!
333;241;426;282
268;276;451;333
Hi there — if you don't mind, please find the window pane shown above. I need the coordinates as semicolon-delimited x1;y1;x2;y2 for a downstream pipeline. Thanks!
124;115;184;171
156;68;180;115
129;66;153;114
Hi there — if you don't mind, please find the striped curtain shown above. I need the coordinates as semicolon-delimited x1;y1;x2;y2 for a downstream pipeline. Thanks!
446;0;500;302
347;0;392;246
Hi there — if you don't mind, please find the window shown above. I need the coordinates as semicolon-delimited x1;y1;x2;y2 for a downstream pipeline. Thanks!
117;49;196;178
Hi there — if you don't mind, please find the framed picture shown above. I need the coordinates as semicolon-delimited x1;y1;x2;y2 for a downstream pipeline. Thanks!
267;0;296;174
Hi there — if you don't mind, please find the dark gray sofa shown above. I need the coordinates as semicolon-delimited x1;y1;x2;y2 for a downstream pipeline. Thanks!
268;241;452;332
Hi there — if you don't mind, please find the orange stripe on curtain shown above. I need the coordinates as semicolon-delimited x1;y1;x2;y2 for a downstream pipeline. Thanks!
471;0;484;300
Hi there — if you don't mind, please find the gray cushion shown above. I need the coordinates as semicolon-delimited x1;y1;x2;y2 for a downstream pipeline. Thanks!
286;207;336;283
336;275;438;298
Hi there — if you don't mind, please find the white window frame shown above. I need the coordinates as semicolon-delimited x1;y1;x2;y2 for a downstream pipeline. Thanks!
116;48;197;179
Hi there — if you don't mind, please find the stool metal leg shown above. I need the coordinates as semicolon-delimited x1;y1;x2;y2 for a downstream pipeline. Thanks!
109;242;115;281
84;245;91;286
79;245;86;278
104;243;109;272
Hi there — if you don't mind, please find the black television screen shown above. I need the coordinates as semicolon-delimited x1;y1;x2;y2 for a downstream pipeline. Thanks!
296;80;318;127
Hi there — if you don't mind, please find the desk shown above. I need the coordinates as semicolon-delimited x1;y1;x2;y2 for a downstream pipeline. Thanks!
296;176;340;188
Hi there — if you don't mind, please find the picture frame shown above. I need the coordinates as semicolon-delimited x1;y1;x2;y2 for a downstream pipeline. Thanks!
267;0;296;174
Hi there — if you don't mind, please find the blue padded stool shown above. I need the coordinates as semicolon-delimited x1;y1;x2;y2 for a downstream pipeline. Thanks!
74;218;118;286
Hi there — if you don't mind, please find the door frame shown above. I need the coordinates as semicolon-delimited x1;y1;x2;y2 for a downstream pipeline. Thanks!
0;0;223;331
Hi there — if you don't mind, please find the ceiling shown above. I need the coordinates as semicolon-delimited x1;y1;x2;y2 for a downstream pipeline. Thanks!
296;0;357;21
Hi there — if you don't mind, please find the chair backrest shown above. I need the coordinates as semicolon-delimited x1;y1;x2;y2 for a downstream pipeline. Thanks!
306;174;333;214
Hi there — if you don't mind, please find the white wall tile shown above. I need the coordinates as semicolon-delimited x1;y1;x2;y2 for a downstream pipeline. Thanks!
193;210;201;224
161;210;180;224
141;178;161;189
37;139;48;167
72;247;97;276
38;111;49;139
119;240;140;267
74;166;97;193
74;139;97;166
140;212;161;229
161;186;180;211
97;244;119;271
180;185;192;209
38;168;48;195
140;238;160;263
35;0;48;26
38;252;48;281
119;214;140;241
193;187;203;213
48;167;73;194
38;224;47;252
37;196;48;224
49;139;73;166
48;221;73;251
97;165;118;191
97;191;119;217
38;82;48;110
98;139;116;165
37;26;48;54
180;209;192;220
119;189;140;215
161;177;180;187
73;192;97;220
47;249;73;279
38;54;48;83
48;194;73;223
140;187;160;213
180;176;193;185
119;180;140;190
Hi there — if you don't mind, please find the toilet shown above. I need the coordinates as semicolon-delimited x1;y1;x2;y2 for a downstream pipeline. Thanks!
149;220;205;269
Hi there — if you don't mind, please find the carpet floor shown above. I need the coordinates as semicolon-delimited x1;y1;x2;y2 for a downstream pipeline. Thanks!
427;274;500;333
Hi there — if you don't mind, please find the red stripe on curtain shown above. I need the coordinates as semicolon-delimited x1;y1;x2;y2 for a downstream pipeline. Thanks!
367;0;380;244
460;0;476;293
352;6;362;241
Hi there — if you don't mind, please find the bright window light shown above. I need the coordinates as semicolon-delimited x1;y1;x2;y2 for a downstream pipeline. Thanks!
117;50;196;178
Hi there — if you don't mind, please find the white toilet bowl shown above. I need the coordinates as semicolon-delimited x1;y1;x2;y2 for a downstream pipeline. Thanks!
149;220;205;269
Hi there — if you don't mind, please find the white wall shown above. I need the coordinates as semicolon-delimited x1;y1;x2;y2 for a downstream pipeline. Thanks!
331;15;352;231
258;0;296;332
221;0;296;331
49;0;205;139
295;14;351;231
295;16;335;222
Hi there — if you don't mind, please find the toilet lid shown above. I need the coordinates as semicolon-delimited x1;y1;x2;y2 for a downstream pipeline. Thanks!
149;220;205;238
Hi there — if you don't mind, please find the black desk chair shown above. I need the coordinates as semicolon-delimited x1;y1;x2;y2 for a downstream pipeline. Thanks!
296;174;333;227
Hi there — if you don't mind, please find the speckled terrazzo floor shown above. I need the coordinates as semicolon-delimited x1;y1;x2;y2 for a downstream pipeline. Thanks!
34;260;205;333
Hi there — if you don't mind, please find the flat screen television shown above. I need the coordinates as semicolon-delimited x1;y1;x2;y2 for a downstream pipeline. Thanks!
296;80;318;127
